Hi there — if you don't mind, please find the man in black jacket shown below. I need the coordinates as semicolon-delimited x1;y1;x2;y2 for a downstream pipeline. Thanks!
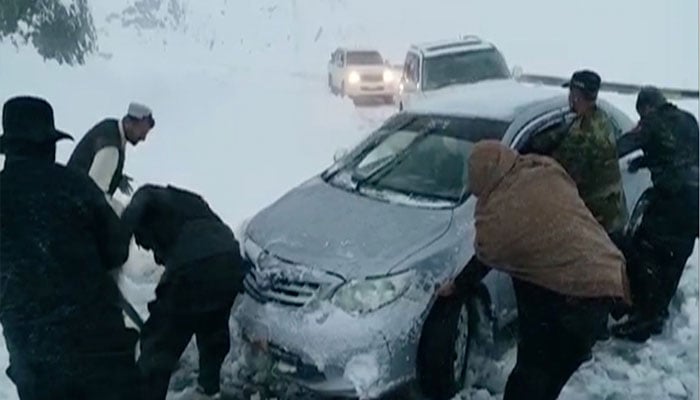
121;184;245;400
67;102;155;213
612;87;699;342
0;96;141;399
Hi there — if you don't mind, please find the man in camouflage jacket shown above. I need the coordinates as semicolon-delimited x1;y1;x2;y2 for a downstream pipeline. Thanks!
612;86;699;342
524;70;627;239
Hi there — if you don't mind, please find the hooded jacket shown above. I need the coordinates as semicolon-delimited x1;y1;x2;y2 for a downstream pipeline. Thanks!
469;140;631;302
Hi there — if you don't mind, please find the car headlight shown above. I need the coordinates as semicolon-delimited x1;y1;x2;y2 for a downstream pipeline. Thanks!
383;69;394;83
348;71;361;85
332;270;414;316
243;235;263;262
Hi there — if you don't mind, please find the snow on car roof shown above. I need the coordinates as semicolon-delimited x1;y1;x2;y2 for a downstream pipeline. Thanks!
342;47;383;54
406;79;566;121
411;37;495;58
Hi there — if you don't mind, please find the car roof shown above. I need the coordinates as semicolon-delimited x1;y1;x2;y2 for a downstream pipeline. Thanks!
406;79;567;122
339;47;383;54
410;36;496;58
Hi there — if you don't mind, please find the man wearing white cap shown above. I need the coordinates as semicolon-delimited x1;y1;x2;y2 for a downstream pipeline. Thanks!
68;102;155;214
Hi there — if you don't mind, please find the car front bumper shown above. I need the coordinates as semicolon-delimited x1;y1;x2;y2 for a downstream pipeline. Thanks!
344;82;396;98
232;287;432;398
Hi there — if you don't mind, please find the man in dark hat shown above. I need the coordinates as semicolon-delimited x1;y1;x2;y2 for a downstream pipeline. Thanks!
121;184;245;400
67;102;155;214
0;96;142;399
525;69;627;241
612;86;699;342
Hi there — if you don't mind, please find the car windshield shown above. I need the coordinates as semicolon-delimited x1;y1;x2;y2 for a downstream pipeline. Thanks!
346;51;384;65
422;49;510;91
328;115;510;205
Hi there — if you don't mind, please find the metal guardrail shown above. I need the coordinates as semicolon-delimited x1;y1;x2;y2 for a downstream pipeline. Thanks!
517;73;699;100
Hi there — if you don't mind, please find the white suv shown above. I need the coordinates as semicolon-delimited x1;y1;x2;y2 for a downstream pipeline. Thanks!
327;48;398;104
396;36;513;110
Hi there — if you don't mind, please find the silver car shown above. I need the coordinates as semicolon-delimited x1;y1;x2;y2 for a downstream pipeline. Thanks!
233;79;651;399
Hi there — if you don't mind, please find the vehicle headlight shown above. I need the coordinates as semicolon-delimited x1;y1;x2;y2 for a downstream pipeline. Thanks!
332;270;414;316
348;71;361;85
243;235;263;262
383;69;394;83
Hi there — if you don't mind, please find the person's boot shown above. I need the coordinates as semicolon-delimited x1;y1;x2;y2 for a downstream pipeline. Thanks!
611;314;665;342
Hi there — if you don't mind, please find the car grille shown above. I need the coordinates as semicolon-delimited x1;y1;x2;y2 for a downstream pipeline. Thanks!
243;266;321;307
361;73;383;82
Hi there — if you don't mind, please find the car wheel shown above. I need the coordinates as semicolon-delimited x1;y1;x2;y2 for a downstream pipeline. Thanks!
625;188;652;241
417;294;474;400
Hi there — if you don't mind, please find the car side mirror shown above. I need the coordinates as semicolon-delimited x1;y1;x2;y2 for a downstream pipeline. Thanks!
511;65;524;79
333;148;349;162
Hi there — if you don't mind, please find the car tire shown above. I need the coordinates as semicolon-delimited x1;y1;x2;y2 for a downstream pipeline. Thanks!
625;188;652;242
417;292;480;400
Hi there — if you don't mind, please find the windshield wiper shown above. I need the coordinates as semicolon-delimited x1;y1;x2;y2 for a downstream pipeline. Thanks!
354;128;437;190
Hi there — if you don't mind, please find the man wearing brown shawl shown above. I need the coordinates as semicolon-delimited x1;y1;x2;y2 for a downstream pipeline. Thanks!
443;140;631;399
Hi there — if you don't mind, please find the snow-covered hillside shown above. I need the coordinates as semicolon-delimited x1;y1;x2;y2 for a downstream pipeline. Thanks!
0;0;698;399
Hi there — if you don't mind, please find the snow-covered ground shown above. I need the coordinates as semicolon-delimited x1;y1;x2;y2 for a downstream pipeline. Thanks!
0;0;698;399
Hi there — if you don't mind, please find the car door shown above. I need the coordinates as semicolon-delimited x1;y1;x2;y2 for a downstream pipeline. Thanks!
599;101;653;223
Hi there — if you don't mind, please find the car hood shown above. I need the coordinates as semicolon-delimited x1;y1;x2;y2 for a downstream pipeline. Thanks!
246;178;453;280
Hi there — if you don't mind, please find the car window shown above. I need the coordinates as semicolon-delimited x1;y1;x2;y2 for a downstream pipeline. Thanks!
332;50;340;64
518;108;636;161
422;49;510;91
599;101;635;139
346;51;383;65
329;115;509;204
512;110;568;150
